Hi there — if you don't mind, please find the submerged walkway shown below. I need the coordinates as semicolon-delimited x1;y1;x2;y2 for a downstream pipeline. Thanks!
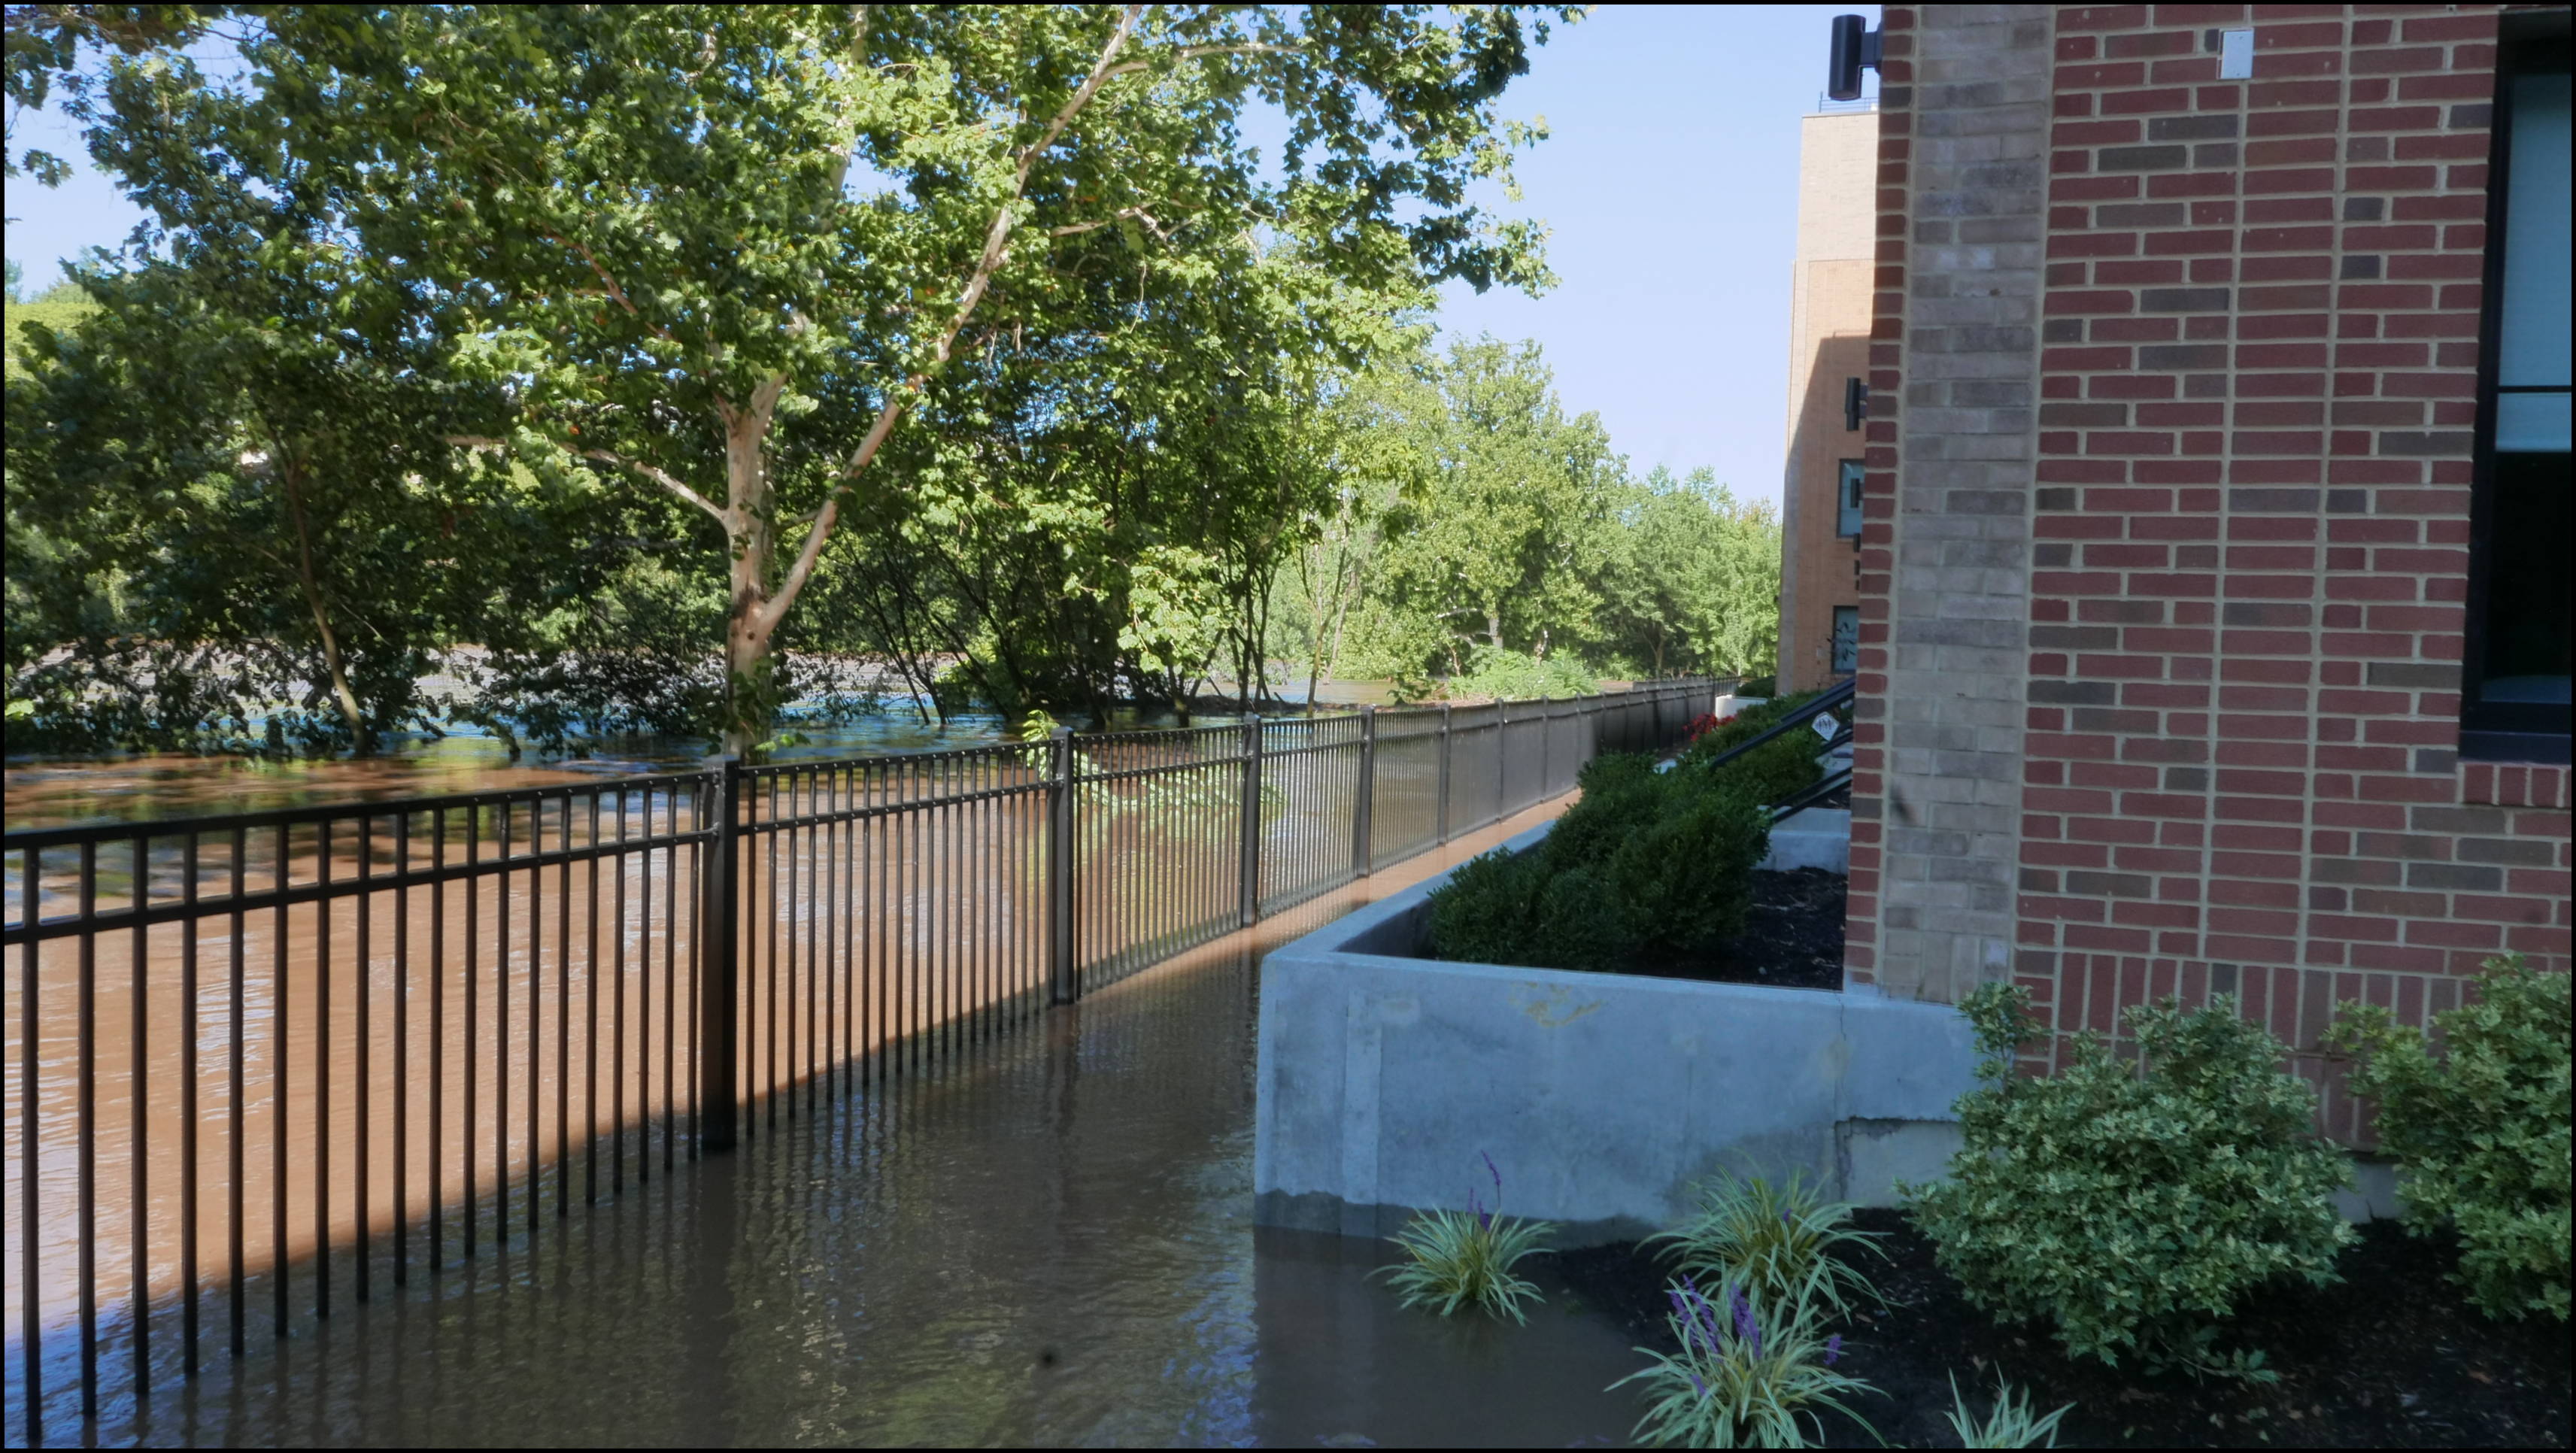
41;796;1651;1448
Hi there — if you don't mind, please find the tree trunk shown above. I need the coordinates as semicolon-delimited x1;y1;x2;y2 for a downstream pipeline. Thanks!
718;390;782;757
279;455;372;755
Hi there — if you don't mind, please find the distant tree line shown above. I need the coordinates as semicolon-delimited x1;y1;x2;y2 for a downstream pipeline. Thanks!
5;4;1771;762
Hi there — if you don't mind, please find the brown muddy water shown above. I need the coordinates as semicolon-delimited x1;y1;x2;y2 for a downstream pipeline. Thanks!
8;798;1657;1448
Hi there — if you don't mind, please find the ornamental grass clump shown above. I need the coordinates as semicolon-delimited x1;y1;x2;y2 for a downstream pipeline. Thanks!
1904;986;2355;1375
1649;1169;1886;1318
2327;954;2572;1321
1944;1373;2074;1448
1613;1278;1878;1449
1376;1154;1558;1323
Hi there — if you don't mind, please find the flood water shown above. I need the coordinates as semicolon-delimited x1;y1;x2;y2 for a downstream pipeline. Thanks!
9;798;1656;1448
3;681;1406;833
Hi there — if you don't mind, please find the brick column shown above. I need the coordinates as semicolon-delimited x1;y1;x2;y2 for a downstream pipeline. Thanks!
1847;5;2056;1003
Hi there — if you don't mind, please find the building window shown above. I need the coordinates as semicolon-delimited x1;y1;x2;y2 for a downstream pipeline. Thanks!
1831;605;1859;675
2465;26;2571;762
1835;460;1864;538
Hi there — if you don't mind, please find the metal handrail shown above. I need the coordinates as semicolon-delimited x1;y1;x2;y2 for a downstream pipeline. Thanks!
1769;764;1855;824
1690;676;1856;772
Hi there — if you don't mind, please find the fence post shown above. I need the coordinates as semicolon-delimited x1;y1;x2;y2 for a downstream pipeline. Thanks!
1048;727;1078;1005
1352;705;1377;878
1494;699;1510;818
1435;704;1453;845
1239;714;1264;927
1539;697;1553;796
698;757;741;1154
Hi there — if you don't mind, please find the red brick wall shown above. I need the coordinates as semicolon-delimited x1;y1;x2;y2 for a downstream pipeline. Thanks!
1858;5;2572;1136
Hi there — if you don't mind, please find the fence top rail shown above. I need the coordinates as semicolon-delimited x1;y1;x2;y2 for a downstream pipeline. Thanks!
0;769;715;854
739;737;1039;785
2;678;1724;851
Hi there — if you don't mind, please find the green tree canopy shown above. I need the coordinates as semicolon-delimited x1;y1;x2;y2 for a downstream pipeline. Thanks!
95;2;1570;748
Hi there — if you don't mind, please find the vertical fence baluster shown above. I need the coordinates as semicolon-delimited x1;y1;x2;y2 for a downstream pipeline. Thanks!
227;827;245;1355
699;760;740;1154
396;812;411;1285
1353;707;1377;880
127;834;150;1391
18;849;41;1430
179;833;199;1375
356;815;372;1303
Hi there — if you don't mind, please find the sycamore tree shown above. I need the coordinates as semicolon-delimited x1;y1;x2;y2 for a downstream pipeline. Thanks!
96;4;1571;751
7;24;606;755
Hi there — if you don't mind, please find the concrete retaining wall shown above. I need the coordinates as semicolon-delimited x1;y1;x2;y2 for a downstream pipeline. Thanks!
1253;821;1979;1245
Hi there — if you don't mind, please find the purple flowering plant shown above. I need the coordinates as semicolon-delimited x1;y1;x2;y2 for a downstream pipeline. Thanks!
1613;1275;1879;1448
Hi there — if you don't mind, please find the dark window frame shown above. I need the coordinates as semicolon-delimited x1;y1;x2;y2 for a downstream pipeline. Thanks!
1830;605;1860;675
2461;18;2572;765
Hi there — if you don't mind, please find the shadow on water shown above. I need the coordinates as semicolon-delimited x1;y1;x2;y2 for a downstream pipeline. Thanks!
20;802;1647;1448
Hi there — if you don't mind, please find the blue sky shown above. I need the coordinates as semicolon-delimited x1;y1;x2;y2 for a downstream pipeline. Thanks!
5;4;1876;508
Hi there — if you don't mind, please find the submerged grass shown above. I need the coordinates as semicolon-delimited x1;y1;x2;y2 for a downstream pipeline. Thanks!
1376;1153;1558;1323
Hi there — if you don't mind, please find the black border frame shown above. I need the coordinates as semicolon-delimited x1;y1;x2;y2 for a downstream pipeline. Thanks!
2460;15;2573;764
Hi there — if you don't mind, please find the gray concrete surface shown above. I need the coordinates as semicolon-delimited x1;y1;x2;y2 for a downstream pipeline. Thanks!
1253;823;1980;1245
1762;805;1852;873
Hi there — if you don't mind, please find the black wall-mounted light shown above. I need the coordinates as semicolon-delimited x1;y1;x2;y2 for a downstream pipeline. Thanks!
1843;377;1869;431
1827;14;1882;102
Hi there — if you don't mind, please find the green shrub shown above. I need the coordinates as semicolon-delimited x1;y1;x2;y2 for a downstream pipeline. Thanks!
1442;646;1604;702
1376;1154;1558;1322
2326;954;2571;1321
1605;775;1768;951
1422;753;1769;971
1904;985;2355;1373
1737;675;1777;698
1649;1169;1886;1318
1680;690;1829;807
1613;1279;1877;1448
1544;751;1667;866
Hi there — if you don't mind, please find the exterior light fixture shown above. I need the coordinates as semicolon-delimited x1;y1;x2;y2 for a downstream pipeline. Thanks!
1827;14;1882;102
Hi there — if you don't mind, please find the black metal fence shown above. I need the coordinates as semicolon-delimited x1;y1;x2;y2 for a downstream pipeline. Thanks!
2;678;1718;1433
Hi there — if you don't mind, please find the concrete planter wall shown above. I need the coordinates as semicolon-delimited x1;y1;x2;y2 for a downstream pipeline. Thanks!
1253;821;1979;1246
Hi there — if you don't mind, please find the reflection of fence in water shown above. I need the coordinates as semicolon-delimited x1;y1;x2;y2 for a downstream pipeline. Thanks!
4;679;1720;1439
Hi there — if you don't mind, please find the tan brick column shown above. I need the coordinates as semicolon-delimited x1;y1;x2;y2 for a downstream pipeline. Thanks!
1847;5;2055;1003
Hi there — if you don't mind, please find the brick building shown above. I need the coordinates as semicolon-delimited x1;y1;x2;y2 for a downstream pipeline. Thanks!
1778;105;1882;693
1831;2;2570;1133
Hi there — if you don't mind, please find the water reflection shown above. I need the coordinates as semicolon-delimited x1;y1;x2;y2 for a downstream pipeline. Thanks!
12;797;1644;1448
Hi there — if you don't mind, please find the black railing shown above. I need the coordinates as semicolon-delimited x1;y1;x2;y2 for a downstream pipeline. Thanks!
2;678;1718;1435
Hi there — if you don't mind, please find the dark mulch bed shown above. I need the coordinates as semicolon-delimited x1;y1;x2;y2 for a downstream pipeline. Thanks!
1553;1210;2571;1448
1620;867;1846;990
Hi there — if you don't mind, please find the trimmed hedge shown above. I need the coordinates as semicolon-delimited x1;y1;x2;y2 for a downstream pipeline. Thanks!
1678;690;1831;808
1425;751;1770;972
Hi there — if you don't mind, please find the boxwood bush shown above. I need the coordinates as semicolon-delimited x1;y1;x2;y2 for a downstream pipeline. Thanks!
2327;955;2572;1321
1904;985;2354;1374
1424;751;1769;972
